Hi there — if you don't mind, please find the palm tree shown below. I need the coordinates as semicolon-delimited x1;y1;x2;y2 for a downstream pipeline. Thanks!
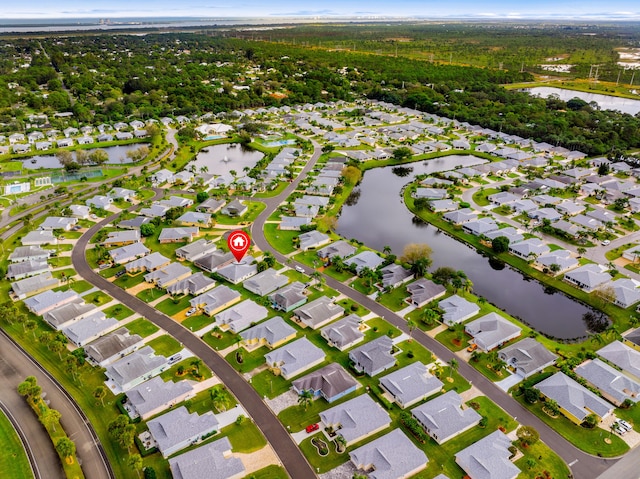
382;245;392;256
43;408;62;432
448;358;458;379
25;320;37;339
298;389;314;410
210;388;228;412
407;319;416;340
127;453;143;479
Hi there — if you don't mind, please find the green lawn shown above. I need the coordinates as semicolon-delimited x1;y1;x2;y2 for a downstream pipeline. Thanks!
395;340;433;368
160;358;213;383
254;181;289;198
264;223;298;254
216;201;266;225
102;304;134;321
113;272;147;289
69;279;94;293
336;298;369;317
83;291;112;306
146;335;182;357
513;392;629;456
515;439;571;479
472;187;500;207
278;390;363;433
155;295;192;316
220;419;267;453
469;352;509;382
186;385;237;415
48;256;72;267
225;346;268;373
0;410;33;479
98;265;123;279
377;286;410;312
136;288;165;303
243;465;288;479
251;369;292;399
182;314;214;332
435;326;470;351
126;318;159;338
202;329;240;351
299;433;349;473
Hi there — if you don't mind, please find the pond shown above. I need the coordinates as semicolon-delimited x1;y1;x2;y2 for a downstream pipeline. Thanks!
526;87;640;115
336;155;592;339
187;143;264;176
20;144;150;169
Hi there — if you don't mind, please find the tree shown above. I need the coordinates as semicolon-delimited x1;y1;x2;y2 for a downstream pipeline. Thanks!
432;266;456;285
410;257;431;278
525;458;537;470
392;146;413;162
56;150;75;167
49;339;66;360
583;413;599;428
196;191;209;203
210;387;228;413
407;319;416;340
491;236;510;254
17;376;40;400
545;399;560;415
93;386;107;407
263;251;276;268
55;437;76;459
523;387;539;404
594;285;616;308
140;223;156;237
400;243;433;265
448;358;458;379
516;426;540;446
25;320;37;339
128;453;143;479
298;389;313;410
341;165;362;186
89;149;109;166
42;409;62;432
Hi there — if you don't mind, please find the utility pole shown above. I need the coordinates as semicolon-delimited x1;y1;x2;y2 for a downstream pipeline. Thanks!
631;70;636;87
616;69;622;86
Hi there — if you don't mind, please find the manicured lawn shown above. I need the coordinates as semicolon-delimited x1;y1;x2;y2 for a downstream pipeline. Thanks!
186;385;237;415
264;223;298;254
278;390;364;433
299;433;349;473
472;187;499;207
435;326;470;351
113;272;146;289
243;465;288;479
126;318;159;338
202;328;240;351
160;358;213;383
364;317;402;340
147;335;182;357
0;410;33;479
48;256;72;267
251;369;291;399
182;314;214;332
225;346;268;373
322;265;355;282
377;286;410;312
469;352;509;382
254;181;289;198
351;277;376;295
216;201;266;225
514;439;571;479
52;268;76;280
98;265;123;279
136;288;165;303
220;419;267;453
155;295;192;316
513;392;629;456
336;298;369;317
405;307;441;330
612;404;640;432
83;291;112;306
69;279;94;293
102;304;134;321
395;340;433;368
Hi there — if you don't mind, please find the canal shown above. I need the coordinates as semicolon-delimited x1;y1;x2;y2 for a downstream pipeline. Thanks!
336;155;592;339
526;87;640;115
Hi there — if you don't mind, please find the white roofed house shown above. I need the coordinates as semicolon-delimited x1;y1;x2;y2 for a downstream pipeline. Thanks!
39;216;77;231
176;239;217;262
348;336;395;377
125;376;194;420
168;437;245;479
317;240;357;262
293;296;344;329
109;243;150;265
298;230;331;251
108;187;136;201
465;313;522;352
321;314;365;351
563;264;611;292
291;363;358;403
498;338;558;378
7;260;50;281
575;358;640;406
242;268;288;296
608;278;640;309
69;204;91;219
147;406;219;457
145;263;192;289
214;299;268;333
535;250;578;274
455;430;520;479
411;390;481;444
240;316;297;350
190;285;241;317
598;341;640;382
84;327;143;368
21;230;57;246
269;282;307;313
62;311;119;347
508;238;550;260
102;230;141;247
216;257;258;284
125;252;170;274
177;211;212;228
221;199;248;217
320;394;391;447
24;289;80;315
438;294;480;326
462;217;499;237
104;346;170;392
350;429;428;479
406;278;446;308
11;272;59;300
166;272;216;297
158;227;199;244
43;301;97;330
9;246;53;263
344;251;384;274
264;337;325;379
379;362;443;409
86;195;113;210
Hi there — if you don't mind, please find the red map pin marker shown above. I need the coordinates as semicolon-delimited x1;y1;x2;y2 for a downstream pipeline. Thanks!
227;230;250;263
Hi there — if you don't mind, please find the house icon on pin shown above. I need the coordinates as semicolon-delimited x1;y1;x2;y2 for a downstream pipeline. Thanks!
232;236;245;248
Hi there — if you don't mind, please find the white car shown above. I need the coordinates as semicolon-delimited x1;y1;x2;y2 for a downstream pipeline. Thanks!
295;265;305;273
602;240;611;246
185;307;197;317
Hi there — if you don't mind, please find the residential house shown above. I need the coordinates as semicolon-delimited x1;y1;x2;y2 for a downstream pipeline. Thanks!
508;238;550;260
168;437;245;479
317;241;357;262
104;346;169;392
429;199;459;212
488;191;518;206
125;252;171;274
24;290;80;315
564;264;611;292
609;278;640;308
158;227;199;244
348;336;395;377
536;372;613;424
264;337;325;379
498;338;558;378
438;294;480;325
108;188;136;201
412;390;481;444
43;301;97;330
197;198;226;214
103;230;141;247
556;201;585;216
350;429;428;479
269;282;307;312
455;430;520;479
150;169;175;185
462;218;499;237
7;260;50;280
570;214;603;232
292;363;358;403
9;246;53;263
148;406;219;457
379;264;413;289
622;329;640;353
11;272;59;300
177;212;212;228
293;296;344;329
194;250;235;273
39;216;77;231
166;272;216;297
535;250;578;274
220;199;248;217
414;188;448;200
126;377;194;420
598;341;640;382
243;268;289;296
528;208;562;222
69;205;91;219
320;315;365;351
320;394;391;446
85;328;144;367
240;316;297;350
214;299;268;333
298;231;331;251
380;362;444;409
280;216;312;231
86;195;113;210
485;227;524;246
175;239;217;262
406;278;446;308
465;313;522;352
21;230;57;246
344;251;385;274
119;216;152;229
217;257;258;284
145;263;192;289
63;311;118;347
575;358;640;406
109;243;150;265
622;245;640;262
190;285;241;317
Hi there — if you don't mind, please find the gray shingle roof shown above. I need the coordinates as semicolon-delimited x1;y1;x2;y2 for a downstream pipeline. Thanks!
344;251;385;274
158;227;199;242
497;338;558;378
379;362;443;408
349;429;427;479
576;358;640;405
264;337;325;378
465;313;521;351
126;376;193;418
269;282;307;311
190;285;241;315
412;390;481;444
455;430;520;479
348;336;395;376
11;272;59;298
216;256;257;284
240;316;296;347
536;372;613;421
62;311;118;345
175;239;217;261
294;296;344;329
292;363;358;401
148;406;218;457
166;272;215;296
169;437;245;479
320;394;391;445
109;243;150;263
242;268;289;296
317;240;357;260
85;327;143;365
43;301;97;329
144;262;192;288
321;314;364;350
105;346;169;390
438;294;480;325
407;278;446;307
125;252;170;273
598;341;640;381
214;299;268;333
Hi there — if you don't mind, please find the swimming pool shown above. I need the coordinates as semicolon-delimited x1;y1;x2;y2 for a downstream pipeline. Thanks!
204;135;224;141
264;139;296;147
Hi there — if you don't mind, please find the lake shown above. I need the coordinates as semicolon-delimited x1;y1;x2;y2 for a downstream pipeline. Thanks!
336;155;592;339
20;144;150;169
187;143;264;176
526;87;640;115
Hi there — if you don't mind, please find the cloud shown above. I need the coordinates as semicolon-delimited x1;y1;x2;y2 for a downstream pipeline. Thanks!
270;9;339;16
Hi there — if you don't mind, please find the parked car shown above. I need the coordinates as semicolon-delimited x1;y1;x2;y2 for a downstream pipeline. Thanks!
602;239;611;246
185;307;197;317
619;419;632;430
466;343;478;353
295;265;305;273
305;423;320;433
115;270;126;278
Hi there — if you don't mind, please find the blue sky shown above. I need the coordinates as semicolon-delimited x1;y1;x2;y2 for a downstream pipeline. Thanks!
2;0;639;19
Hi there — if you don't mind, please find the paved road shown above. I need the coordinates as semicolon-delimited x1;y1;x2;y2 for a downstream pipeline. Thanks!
250;146;617;479
0;330;113;479
71;194;317;479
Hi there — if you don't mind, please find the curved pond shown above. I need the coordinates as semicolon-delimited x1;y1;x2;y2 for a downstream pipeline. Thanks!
187;143;264;176
526;87;640;115
20;144;150;169
336;155;591;339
